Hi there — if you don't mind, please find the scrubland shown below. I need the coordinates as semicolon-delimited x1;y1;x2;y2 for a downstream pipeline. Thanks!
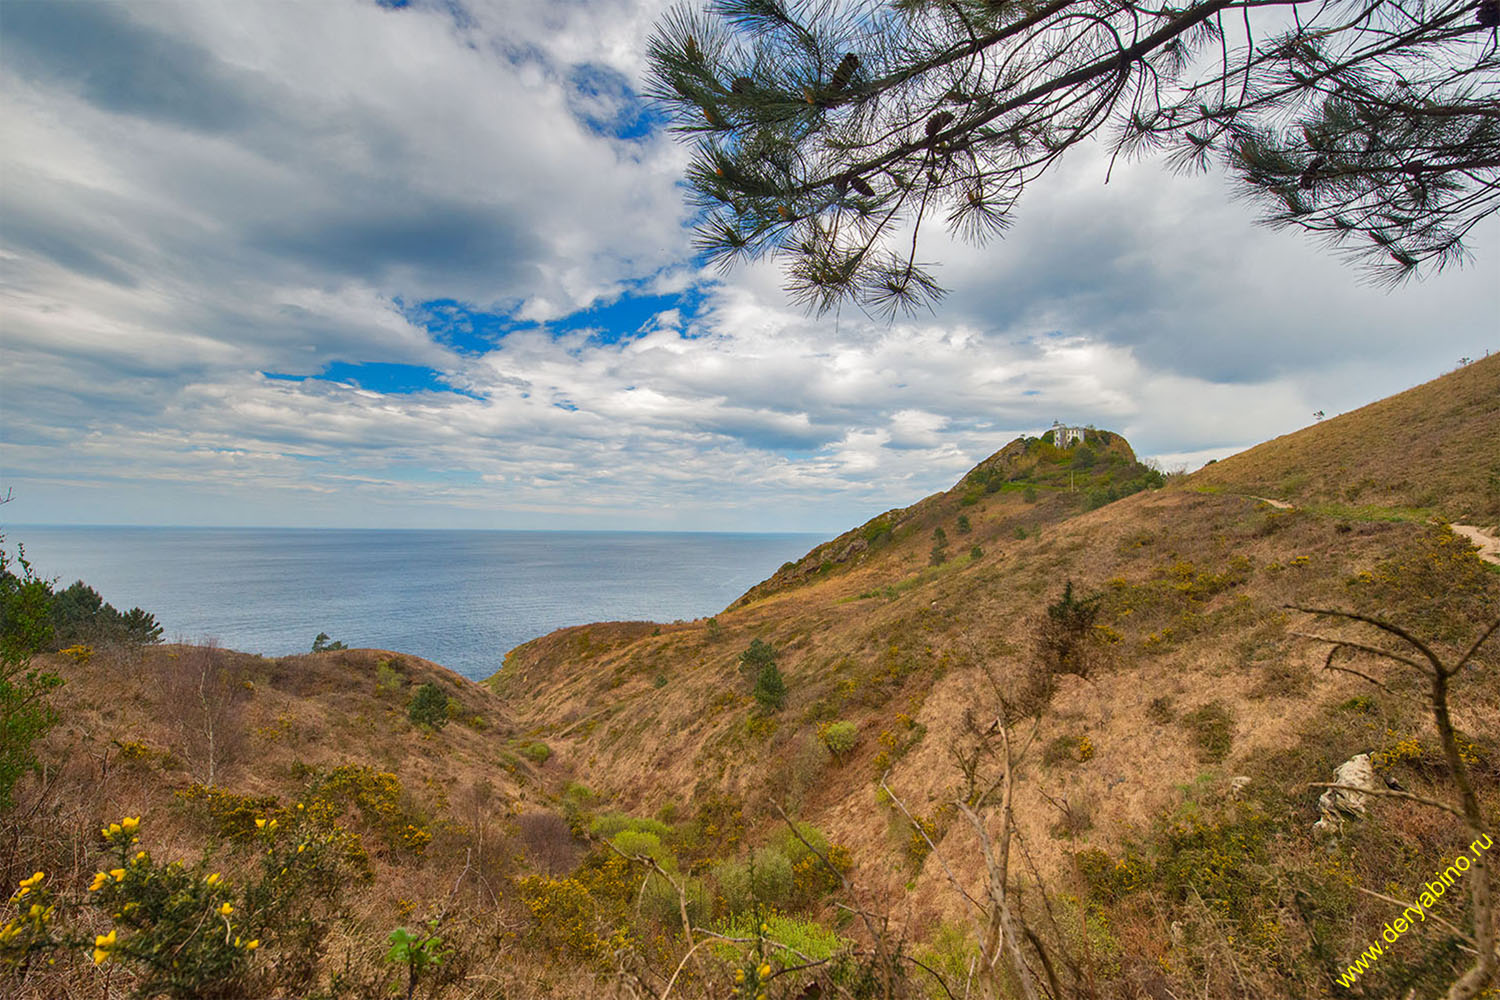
3;357;1498;998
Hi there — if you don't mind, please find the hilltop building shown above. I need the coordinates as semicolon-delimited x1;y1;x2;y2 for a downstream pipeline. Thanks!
1051;422;1087;448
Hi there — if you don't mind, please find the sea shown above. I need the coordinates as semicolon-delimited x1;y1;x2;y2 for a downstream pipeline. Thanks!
5;526;824;681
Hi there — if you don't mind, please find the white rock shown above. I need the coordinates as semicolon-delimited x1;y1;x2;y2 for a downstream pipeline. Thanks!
1314;753;1378;835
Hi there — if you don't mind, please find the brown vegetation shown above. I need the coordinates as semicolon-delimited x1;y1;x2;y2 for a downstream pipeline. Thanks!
5;358;1499;998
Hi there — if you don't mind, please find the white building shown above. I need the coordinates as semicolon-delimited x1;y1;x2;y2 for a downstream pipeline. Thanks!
1051;422;1087;448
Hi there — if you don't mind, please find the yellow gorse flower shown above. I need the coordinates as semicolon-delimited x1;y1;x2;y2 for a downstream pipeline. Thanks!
120;816;140;834
218;902;234;916
205;873;222;886
18;871;45;889
92;928;117;964
109;869;126;882
88;872;109;892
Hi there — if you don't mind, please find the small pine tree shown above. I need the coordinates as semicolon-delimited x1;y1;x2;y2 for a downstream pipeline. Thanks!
407;683;449;729
930;526;949;566
956;515;971;534
738;637;777;682
752;663;786;713
312;632;348;653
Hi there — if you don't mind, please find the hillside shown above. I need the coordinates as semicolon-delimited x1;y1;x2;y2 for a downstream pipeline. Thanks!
489;363;1500;999
4;361;1499;1000
1193;354;1500;523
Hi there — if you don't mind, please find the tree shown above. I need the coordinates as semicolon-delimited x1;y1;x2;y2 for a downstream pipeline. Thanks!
164;643;247;787
51;580;164;648
311;632;347;653
649;0;1500;315
930;524;949;565
738;636;777;682
752;661;788;711
408;683;450;729
0;536;62;811
1292;605;1499;1000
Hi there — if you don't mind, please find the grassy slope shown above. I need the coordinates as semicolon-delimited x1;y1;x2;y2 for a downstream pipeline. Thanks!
489;363;1500;997
7;645;568;996
10;360;1498;999
1192;353;1500;524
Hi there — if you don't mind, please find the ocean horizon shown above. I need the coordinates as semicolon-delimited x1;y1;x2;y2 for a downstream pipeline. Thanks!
4;524;825;681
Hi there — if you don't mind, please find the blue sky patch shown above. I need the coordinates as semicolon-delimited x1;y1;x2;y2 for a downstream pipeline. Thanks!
554;286;701;343
403;283;701;354
566;63;666;142
400;297;527;355
262;362;481;398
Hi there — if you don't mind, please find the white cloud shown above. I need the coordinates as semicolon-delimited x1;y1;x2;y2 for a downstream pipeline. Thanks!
1;0;1495;532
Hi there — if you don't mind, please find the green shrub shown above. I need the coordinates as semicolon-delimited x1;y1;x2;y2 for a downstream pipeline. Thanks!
956;515;971;534
517;741;551;764
374;660;404;695
820;720;858;756
385;921;452;1000
749;847;794;907
0;539;64;812
711;847;795;913
916;923;981;1000
407;683;449;729
640;871;709;927
771;821;830;866
588;813;672;841
711;858;754;913
611;829;671;866
713;911;847;966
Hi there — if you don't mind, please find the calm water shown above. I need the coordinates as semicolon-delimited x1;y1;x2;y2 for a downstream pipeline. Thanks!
6;526;822;680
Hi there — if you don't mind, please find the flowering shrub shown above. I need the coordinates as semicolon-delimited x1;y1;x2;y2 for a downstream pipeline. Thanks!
1;812;364;998
176;784;282;841
304;764;431;858
1075;847;1148;903
515;854;635;963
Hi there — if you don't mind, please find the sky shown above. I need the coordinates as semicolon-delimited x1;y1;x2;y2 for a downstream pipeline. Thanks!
2;0;1496;534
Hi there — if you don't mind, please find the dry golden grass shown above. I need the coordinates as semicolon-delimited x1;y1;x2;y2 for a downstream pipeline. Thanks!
483;358;1500;995
1;644;615;998
9;358;1500;998
1192;352;1500;522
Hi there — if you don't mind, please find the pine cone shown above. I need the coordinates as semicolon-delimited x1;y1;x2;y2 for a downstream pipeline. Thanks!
926;111;956;138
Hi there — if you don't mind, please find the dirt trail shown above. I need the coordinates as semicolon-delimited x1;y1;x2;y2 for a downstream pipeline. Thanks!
1247;496;1498;566
1452;524;1500;566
